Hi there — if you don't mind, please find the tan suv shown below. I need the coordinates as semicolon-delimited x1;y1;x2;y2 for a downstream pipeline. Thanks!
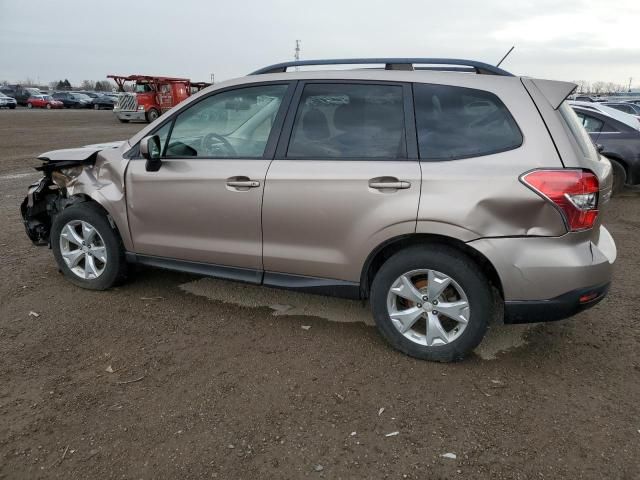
21;58;616;362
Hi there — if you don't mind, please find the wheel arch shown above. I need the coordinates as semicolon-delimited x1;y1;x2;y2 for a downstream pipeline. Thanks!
61;193;129;248
360;233;504;300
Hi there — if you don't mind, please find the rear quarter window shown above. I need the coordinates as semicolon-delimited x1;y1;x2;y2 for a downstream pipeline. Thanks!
558;103;599;159
414;84;522;160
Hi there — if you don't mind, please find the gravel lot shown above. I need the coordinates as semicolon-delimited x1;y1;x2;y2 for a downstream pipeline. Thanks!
1;109;639;479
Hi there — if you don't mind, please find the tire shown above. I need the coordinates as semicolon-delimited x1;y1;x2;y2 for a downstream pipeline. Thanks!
145;108;160;123
118;119;130;123
46;103;52;109
27;103;33;108
93;104;100;110
9;105;15;109
610;159;626;196
370;245;494;362
51;202;127;290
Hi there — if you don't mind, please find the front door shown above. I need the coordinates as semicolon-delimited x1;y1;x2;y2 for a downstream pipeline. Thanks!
126;83;292;279
262;82;421;283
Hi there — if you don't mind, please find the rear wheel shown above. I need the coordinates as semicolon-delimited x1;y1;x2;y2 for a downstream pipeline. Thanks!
145;108;160;123
370;245;493;362
610;160;626;196
51;203;127;290
46;103;52;109
93;103;100;110
27;103;33;108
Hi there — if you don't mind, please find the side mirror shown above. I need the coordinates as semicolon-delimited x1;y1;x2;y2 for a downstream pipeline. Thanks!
596;143;605;153
140;135;162;172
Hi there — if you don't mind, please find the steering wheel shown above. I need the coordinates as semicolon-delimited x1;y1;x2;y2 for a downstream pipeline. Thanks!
200;133;236;157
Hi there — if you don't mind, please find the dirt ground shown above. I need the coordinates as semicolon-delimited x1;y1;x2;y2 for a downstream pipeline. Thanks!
0;109;639;479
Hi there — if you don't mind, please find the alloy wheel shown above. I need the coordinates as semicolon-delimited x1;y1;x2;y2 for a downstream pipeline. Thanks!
59;220;107;279
386;269;470;347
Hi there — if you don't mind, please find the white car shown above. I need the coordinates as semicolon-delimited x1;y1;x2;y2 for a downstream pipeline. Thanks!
569;101;640;130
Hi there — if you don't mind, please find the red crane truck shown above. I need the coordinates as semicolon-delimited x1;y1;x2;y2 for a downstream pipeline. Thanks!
108;74;210;123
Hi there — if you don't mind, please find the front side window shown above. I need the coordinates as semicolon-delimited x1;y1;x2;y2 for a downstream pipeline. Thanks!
163;84;288;158
287;83;406;159
414;84;522;160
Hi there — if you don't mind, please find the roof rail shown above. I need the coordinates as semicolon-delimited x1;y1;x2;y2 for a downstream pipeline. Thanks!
250;58;513;76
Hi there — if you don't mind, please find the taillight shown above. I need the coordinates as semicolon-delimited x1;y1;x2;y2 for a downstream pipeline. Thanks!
521;169;599;232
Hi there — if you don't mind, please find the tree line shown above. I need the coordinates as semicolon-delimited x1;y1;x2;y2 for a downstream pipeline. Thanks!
572;80;635;95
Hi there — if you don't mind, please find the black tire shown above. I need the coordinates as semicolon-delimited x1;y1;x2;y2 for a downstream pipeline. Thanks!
145;108;160;123
370;245;494;362
93;103;100;110
46;103;52;109
610;159;626;196
9;105;16;109
27;103;33;109
118;118;130;123
51;202;127;290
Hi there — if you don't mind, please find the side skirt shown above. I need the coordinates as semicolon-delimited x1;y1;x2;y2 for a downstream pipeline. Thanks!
126;253;361;299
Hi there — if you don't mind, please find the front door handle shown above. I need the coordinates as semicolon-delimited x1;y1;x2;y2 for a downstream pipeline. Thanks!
226;176;261;190
369;177;411;190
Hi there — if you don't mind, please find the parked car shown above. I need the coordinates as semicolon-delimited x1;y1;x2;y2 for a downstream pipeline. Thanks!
92;93;118;110
569;101;640;129
0;92;17;109
26;95;64;109
603;102;640;116
0;85;42;105
20;58;616;362
52;92;93;109
74;91;100;99
572;105;640;195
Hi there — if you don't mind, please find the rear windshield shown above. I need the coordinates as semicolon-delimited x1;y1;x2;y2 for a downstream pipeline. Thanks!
558;102;599;159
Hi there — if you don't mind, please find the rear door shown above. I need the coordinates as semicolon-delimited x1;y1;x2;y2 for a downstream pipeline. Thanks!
262;81;421;283
126;82;293;280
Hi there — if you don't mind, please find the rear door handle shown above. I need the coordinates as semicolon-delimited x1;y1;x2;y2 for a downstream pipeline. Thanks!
226;176;261;189
369;179;411;190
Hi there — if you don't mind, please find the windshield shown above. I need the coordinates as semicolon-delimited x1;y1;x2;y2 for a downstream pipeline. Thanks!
73;94;90;100
44;95;53;101
135;83;154;93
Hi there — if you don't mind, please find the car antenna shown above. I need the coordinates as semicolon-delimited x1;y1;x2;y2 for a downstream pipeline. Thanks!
496;46;515;68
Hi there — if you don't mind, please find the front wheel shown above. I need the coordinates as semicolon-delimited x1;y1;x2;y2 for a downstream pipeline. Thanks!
94;103;100;110
145;108;160;123
27;103;33;108
46;103;52;109
370;245;494;362
51;203;127;290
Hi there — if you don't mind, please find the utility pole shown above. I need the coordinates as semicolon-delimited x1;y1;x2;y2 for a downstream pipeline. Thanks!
210;73;215;84
629;77;633;93
295;40;301;70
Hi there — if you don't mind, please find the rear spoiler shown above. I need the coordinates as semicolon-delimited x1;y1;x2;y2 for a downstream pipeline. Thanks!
529;79;577;110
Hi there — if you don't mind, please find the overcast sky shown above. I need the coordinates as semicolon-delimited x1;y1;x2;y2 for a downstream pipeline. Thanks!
1;0;638;87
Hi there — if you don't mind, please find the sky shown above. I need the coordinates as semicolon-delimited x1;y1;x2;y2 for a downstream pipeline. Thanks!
0;0;638;88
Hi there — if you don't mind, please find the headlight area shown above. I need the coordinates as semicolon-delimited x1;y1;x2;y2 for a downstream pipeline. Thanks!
21;163;90;246
51;166;84;188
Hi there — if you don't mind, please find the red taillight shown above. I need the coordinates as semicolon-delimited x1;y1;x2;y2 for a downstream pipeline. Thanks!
521;169;599;232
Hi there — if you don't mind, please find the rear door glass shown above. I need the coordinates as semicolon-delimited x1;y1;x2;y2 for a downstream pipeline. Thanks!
286;83;406;159
413;84;522;160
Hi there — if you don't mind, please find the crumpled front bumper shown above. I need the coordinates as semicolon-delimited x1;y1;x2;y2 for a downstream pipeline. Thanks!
20;177;53;245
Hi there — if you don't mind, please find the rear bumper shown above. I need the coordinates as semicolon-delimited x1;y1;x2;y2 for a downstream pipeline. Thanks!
504;282;610;324
469;225;616;322
114;109;145;121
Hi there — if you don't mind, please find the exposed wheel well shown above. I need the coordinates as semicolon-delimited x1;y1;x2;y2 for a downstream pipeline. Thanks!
604;154;628;175
361;234;504;300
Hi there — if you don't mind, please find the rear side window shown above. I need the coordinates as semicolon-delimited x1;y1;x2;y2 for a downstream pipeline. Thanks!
414;84;522;160
287;83;406;159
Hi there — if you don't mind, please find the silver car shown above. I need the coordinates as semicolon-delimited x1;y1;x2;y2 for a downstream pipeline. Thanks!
21;58;616;361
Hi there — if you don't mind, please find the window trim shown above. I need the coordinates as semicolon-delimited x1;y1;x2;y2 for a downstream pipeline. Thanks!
274;80;417;161
412;82;524;162
130;81;296;161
